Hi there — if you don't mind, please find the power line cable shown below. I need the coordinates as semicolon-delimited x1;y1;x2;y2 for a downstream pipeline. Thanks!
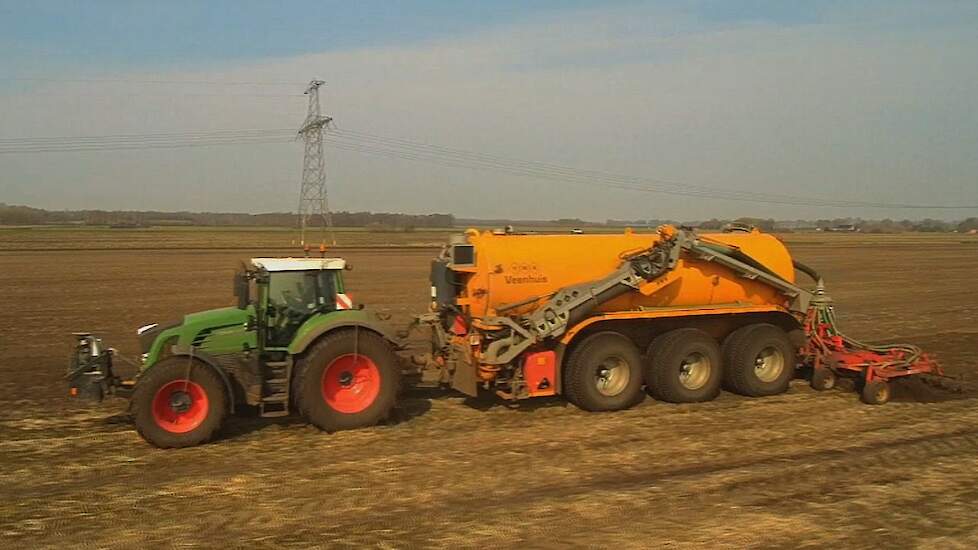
2;77;305;86
0;130;296;154
319;130;977;210
326;129;836;206
320;137;846;207
329;128;835;205
0;124;974;209
0;128;294;144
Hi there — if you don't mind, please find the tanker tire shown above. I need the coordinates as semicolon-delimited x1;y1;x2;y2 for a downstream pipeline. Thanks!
131;357;227;449
294;329;400;432
644;328;722;403
563;331;644;412
722;324;796;397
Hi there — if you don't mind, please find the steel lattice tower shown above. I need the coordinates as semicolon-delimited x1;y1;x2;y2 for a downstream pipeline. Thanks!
296;79;334;247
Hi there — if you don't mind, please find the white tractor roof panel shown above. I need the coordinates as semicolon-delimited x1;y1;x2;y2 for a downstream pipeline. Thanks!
251;257;346;272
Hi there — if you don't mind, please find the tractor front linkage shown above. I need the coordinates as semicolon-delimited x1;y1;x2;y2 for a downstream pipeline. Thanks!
67;333;133;403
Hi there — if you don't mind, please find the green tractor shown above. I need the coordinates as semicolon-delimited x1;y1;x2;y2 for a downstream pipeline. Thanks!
68;257;402;448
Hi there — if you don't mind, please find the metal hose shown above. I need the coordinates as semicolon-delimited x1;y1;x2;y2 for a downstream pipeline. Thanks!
793;260;821;284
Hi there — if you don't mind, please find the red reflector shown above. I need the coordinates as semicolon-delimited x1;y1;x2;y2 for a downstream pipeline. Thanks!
451;315;467;336
523;351;557;397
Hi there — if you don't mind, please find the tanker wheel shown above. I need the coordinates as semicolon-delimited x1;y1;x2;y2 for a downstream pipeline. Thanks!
861;379;891;405
131;357;228;448
294;329;400;432
722;324;796;397
811;367;837;391
563;331;644;412
644;328;722;403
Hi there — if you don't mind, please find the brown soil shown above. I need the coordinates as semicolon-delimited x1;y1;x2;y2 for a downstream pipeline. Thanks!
2;231;977;548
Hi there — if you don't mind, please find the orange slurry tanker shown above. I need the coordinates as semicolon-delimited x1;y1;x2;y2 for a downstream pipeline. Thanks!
413;224;945;409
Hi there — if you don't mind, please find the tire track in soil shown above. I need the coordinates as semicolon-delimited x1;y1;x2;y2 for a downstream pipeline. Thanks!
4;392;976;492
15;402;978;544
125;422;978;548
294;427;978;548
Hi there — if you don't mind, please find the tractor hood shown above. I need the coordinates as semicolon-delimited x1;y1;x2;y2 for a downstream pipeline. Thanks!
182;306;250;328
140;306;254;368
178;306;253;351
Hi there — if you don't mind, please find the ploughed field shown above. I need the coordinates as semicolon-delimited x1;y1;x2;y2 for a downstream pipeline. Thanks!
2;228;978;548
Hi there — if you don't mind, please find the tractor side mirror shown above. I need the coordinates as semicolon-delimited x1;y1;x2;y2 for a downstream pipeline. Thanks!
233;272;250;309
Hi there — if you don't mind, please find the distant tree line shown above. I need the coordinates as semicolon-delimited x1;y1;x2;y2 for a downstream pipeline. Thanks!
691;217;977;233
2;203;975;233
0;204;454;229
456;217;599;227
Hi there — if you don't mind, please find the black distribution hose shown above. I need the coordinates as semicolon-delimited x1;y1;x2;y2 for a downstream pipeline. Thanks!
793;260;821;283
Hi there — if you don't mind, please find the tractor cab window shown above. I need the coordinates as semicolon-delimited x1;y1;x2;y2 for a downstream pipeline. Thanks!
265;270;341;346
267;270;339;316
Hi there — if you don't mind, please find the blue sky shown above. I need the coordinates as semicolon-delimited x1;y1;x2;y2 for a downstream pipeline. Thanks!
1;1;976;220
3;1;615;71
1;1;850;75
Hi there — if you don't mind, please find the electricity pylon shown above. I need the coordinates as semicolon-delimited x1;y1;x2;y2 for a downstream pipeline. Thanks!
296;79;334;247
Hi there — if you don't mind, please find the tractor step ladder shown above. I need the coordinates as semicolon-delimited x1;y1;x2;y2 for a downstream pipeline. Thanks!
259;357;292;418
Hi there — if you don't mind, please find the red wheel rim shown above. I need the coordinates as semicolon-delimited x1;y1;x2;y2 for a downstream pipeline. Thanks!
151;380;209;433
321;354;381;414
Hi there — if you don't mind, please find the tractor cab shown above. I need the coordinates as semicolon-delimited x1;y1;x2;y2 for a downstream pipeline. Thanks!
242;257;352;347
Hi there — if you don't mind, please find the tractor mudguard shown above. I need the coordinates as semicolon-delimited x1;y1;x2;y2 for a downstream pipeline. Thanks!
288;309;403;356
166;345;237;413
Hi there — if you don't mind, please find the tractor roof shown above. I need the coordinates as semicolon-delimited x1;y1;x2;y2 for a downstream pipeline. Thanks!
251;257;346;272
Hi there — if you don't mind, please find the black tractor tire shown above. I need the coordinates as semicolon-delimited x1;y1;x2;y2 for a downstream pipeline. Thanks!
811;367;837;391
644;328;723;403
861;379;891;405
563;331;645;412
294;329;401;432
131;357;228;448
722;324;796;397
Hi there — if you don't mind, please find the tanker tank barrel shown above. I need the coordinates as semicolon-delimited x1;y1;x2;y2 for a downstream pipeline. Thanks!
682;237;814;313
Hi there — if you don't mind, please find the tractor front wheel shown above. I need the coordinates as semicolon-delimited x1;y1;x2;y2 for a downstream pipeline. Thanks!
131;357;228;448
294;329;401;432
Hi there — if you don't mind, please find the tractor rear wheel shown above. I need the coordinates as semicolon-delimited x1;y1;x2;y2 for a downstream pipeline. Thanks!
131;357;228;448
294;329;400;432
722;324;796;397
644;328;722;403
563;331;645;411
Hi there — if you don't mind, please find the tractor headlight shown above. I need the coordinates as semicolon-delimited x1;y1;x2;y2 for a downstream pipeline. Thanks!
137;323;159;335
135;320;181;355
